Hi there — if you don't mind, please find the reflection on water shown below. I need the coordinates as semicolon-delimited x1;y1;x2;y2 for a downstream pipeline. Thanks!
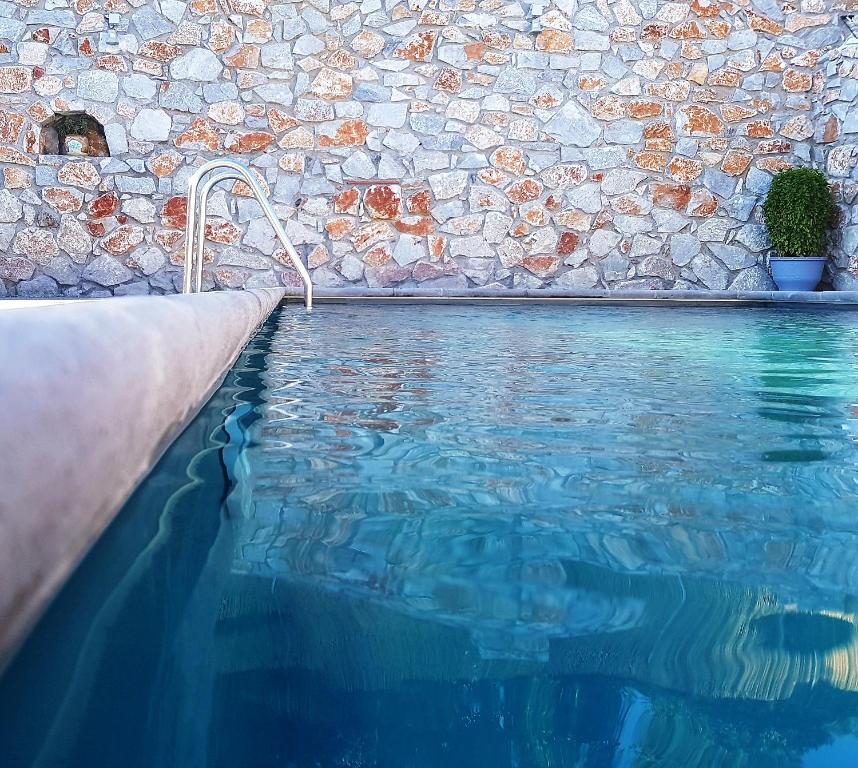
2;305;858;768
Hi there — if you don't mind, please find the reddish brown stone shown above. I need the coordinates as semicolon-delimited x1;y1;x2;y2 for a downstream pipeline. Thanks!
687;189;717;217
435;68;461;93
318;119;368;148
704;19;731;38
406;190;432;216
334;189;360;215
232;169;269;198
557;232;579;256
87;221;106;237
363;245;392;268
88;191;120;219
43;187;83;213
175;117;220;151
328;49;357;71
205;220;240;244
32;28;50;43
756;140;792;155
161;196;188;229
491;146;526;175
746;120;774;139
524;207;546;226
225;131;274;153
667;156;703;182
464;42;486;62
394;31;436;62
747;10;784;34
544;194;562;211
644;122;674;141
652;183;692;210
0;111;25;143
689;0;720;16
613;195;643;215
414;260;456;281
482;31;511;50
96;54;126;72
363;184;401;220
208;19;235;53
707;69;741;87
521;256;560;277
102;225;144;255
325;218;353;241
634;152;668;172
592;96;626;121
669;21;703;39
268;108;298;134
535;30;573;53
646;81;691;101
394;217;434;235
783;69;812;93
156;230;183;250
577;76;605;92
611;28;636;43
149;152;183;178
532;89;562;109
721;149;752;176
139;41;180;61
477;168;508;187
721;104;757;122
352;221;394;252
58;161;100;190
678;105;723;136
627;100;663;119
3;167;30;189
822;115;839;144
225;44;260;69
506;179;542;204
428;235;445;261
757;158;792;173
0;67;32;93
640;23;669;42
760;52;786;72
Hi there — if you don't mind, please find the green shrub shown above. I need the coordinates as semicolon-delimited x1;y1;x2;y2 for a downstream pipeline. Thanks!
762;167;833;258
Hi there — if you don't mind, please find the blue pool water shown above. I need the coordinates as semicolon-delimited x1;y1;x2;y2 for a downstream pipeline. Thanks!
3;303;858;767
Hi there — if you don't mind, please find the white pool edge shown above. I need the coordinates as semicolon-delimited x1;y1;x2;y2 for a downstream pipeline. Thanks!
0;288;285;668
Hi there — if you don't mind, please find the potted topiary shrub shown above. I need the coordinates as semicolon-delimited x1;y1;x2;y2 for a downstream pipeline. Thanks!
762;167;833;291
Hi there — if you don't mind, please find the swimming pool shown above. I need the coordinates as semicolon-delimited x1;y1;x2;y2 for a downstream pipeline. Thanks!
3;303;858;767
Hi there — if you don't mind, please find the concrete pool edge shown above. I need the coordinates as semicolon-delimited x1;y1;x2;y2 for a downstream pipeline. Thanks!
0;288;285;669
280;288;858;306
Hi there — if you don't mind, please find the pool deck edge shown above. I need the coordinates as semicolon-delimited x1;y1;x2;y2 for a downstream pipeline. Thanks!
0;288;285;669
281;288;858;306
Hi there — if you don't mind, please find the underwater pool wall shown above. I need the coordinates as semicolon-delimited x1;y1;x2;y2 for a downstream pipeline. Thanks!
0;288;284;668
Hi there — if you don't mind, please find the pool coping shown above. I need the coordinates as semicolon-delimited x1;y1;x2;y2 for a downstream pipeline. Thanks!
281;288;858;307
0;288;285;669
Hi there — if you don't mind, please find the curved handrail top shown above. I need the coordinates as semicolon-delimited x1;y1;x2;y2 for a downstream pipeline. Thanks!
182;159;313;309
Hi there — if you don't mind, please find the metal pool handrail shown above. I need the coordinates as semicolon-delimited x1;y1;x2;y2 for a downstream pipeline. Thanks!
182;159;313;310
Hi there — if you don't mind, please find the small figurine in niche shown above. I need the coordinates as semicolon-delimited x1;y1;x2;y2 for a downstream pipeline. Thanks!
63;135;88;156
39;112;110;157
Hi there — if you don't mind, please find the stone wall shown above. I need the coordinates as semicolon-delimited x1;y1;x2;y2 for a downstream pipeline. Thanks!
0;0;856;296
822;30;858;289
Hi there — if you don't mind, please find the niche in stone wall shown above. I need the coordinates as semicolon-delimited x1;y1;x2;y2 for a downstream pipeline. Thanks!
40;112;110;157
